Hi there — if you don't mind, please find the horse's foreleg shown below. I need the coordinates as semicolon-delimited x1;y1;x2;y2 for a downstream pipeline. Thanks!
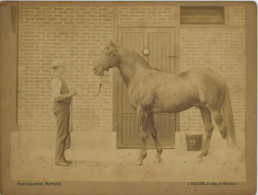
199;107;214;158
137;107;148;165
147;114;162;163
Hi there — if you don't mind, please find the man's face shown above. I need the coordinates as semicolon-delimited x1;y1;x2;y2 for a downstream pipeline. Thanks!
56;65;66;75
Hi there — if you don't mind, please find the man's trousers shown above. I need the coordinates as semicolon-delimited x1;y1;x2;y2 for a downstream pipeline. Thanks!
53;102;70;163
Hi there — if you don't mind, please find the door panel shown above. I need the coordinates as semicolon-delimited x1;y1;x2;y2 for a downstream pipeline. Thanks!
121;113;139;144
149;32;170;71
117;28;176;148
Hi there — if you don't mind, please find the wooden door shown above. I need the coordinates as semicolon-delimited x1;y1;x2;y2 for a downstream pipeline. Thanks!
116;28;176;148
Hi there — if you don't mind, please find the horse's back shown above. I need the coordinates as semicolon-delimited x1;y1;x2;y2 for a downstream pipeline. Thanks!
130;67;227;111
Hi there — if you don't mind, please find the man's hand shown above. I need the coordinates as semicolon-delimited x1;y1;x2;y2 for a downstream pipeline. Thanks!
54;88;78;102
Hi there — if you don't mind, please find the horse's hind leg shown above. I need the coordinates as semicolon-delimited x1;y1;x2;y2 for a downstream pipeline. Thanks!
137;106;149;165
199;107;214;158
210;108;227;140
147;113;162;163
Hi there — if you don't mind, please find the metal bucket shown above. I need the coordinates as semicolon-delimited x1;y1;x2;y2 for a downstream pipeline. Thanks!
185;133;203;151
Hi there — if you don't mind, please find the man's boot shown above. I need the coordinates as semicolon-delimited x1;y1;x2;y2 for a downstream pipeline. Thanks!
63;155;72;164
55;161;70;167
55;142;69;166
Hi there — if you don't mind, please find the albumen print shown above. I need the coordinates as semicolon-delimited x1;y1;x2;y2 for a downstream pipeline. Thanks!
0;1;256;195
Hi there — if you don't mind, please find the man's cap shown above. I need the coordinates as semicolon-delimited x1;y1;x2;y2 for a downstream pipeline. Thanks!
51;59;64;69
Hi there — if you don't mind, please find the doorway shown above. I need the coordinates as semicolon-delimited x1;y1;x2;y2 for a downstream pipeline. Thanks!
116;28;177;148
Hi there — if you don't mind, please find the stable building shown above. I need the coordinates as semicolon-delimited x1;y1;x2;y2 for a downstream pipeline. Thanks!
9;3;246;150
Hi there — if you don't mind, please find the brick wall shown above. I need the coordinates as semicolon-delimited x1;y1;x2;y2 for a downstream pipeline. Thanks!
18;5;246;135
180;7;246;133
18;6;113;132
118;6;175;26
230;6;245;25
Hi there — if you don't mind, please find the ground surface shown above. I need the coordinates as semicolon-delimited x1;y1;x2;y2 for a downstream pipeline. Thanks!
10;130;246;182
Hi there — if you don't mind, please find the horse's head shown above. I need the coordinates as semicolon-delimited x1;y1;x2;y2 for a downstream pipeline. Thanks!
93;39;119;76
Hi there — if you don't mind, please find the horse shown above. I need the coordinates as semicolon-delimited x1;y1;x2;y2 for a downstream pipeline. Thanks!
93;39;236;165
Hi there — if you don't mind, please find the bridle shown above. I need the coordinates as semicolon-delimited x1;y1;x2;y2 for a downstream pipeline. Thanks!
97;47;118;72
90;47;117;100
96;60;110;72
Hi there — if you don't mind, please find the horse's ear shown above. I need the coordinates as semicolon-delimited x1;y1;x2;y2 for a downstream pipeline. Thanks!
108;39;117;48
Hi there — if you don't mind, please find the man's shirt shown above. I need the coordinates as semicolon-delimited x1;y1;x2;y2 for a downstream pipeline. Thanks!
51;77;62;99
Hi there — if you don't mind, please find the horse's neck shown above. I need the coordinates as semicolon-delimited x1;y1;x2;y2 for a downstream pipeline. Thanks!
117;61;136;87
117;52;149;87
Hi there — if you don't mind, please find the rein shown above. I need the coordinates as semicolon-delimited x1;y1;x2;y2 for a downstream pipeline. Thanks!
89;47;117;101
69;75;102;134
87;75;103;101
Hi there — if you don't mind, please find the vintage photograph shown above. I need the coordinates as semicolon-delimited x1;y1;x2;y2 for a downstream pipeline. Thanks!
0;1;256;194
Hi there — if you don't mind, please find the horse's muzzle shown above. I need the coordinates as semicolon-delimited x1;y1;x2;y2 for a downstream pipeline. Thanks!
93;67;104;76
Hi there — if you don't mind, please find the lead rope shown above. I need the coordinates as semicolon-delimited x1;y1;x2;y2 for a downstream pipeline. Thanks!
87;75;103;101
69;75;103;133
69;98;73;132
66;97;73;149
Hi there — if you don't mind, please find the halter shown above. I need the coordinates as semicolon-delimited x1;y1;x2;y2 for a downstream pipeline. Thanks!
96;60;110;72
90;47;117;100
97;47;118;72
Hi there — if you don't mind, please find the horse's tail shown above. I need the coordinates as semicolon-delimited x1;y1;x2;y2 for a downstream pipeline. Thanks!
222;84;237;145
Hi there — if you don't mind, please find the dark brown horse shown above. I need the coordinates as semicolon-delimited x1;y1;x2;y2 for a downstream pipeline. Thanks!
93;40;236;165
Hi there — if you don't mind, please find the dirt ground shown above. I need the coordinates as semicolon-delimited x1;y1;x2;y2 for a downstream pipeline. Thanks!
10;130;246;182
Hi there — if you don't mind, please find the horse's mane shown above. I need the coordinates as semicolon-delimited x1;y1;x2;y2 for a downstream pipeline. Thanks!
124;48;159;70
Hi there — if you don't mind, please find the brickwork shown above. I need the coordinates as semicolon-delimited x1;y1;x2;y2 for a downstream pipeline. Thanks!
18;5;246;135
18;6;113;131
180;28;246;132
118;6;175;26
230;6;245;25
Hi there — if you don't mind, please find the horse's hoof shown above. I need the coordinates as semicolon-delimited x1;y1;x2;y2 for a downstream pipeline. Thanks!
154;158;162;163
136;160;143;166
141;153;147;160
198;152;207;158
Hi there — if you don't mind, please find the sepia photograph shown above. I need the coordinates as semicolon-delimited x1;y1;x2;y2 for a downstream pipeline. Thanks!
0;1;256;194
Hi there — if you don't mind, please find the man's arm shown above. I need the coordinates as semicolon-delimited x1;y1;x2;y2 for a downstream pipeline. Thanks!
54;89;77;102
51;78;77;102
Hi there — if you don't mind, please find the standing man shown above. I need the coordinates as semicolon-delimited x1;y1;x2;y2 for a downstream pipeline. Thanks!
51;59;77;167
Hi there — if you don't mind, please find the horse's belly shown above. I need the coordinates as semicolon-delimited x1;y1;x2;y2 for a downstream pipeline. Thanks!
152;91;198;113
152;100;195;113
128;73;201;113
